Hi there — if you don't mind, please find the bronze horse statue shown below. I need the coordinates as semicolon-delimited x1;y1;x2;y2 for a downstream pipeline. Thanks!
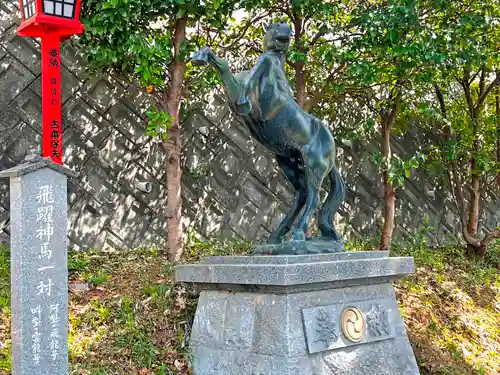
191;22;346;246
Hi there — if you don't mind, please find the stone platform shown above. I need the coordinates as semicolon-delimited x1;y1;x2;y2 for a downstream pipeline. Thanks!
175;250;420;375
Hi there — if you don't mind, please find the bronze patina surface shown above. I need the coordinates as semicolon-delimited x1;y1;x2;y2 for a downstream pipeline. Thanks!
191;22;346;252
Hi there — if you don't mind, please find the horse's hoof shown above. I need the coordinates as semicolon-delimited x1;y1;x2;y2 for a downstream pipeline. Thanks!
292;230;306;241
190;49;210;66
190;57;208;66
267;237;282;245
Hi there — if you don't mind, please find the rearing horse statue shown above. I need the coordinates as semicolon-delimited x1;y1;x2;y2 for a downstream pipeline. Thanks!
191;22;346;246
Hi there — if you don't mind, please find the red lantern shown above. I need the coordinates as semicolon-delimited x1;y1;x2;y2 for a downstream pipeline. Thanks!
17;0;84;165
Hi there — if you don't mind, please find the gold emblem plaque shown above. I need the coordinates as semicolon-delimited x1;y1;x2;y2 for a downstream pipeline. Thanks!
341;307;365;342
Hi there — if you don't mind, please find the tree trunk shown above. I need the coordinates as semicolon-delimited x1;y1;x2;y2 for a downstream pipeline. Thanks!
468;171;481;238
496;88;500;186
293;17;307;109
437;82;498;257
379;88;401;250
380;120;396;250
163;16;187;262
467;115;481;243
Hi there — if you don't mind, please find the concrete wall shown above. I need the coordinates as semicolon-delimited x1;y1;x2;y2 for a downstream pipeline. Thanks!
1;1;499;249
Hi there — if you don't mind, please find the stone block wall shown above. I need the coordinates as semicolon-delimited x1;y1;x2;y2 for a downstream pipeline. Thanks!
1;1;498;250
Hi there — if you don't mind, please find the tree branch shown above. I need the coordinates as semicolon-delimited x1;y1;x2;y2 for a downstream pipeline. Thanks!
309;24;328;48
476;72;500;110
458;70;475;118
222;12;269;51
451;159;481;248
479;67;486;97
481;227;500;247
303;63;347;111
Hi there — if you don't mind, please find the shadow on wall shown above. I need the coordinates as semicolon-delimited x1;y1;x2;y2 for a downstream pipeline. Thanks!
0;0;487;250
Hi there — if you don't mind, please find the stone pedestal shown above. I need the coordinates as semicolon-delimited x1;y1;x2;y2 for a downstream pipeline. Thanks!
175;250;421;375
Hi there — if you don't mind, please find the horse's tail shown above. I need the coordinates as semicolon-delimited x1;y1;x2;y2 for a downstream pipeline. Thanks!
318;165;346;241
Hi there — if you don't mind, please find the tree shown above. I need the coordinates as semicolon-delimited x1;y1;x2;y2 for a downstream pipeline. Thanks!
416;0;500;255
79;0;239;261
328;0;443;249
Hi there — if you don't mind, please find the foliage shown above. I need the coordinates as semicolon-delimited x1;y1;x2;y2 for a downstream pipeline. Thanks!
0;246;11;374
79;0;242;117
80;0;234;86
79;0;245;260
371;151;428;187
145;110;175;141
2;237;499;374
405;0;500;253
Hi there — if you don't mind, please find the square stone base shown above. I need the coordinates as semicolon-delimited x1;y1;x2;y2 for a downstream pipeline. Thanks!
176;251;420;375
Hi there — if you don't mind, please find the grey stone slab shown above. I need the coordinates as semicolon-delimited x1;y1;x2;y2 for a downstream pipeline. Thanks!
0;122;41;164
67;193;109;250
0;2;18;34
63;97;112;147
191;346;315;375
107;194;153;248
98;129;135;171
9;167;69;375
0;26;41;73
228;200;264;239
250;144;278;182
190;291;228;348
175;256;414;287
240;173;274;209
104;101;149;145
7;88;42;131
216;113;256;155
190;336;418;375
59;43;88;82
0;54;35;105
79;76;124;114
200;251;389;265
60;127;94;173
31;66;82;104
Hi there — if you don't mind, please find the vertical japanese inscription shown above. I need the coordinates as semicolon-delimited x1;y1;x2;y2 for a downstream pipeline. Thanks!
27;182;64;369
42;39;63;165
48;48;62;163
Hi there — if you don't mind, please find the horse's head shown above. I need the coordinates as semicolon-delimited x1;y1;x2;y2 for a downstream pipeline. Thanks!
263;22;292;53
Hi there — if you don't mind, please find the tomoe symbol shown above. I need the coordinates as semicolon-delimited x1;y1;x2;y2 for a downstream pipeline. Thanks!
341;307;365;342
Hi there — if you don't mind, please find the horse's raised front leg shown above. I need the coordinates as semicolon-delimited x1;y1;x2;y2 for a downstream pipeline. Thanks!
268;155;307;244
190;47;243;105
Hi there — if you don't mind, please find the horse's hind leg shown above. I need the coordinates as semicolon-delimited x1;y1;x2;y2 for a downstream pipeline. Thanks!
318;166;345;241
292;150;329;241
268;155;307;244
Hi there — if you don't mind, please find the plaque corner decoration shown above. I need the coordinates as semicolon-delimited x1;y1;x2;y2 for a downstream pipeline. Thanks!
366;304;391;337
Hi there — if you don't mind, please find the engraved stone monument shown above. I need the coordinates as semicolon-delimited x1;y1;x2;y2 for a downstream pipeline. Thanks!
0;155;75;375
176;250;420;374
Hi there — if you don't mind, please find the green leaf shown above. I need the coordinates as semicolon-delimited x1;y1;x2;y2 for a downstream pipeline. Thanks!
389;29;398;43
